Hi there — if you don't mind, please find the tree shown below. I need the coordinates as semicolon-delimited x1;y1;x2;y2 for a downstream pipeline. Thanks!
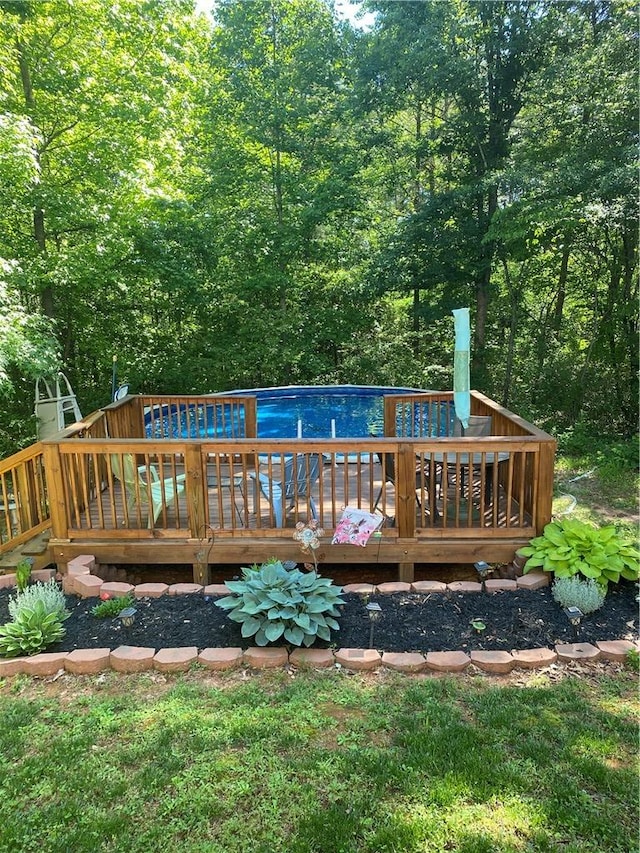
197;0;375;386
488;0;638;433
0;0;208;407
359;0;550;385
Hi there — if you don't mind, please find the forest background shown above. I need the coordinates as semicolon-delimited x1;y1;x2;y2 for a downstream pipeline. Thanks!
0;0;637;463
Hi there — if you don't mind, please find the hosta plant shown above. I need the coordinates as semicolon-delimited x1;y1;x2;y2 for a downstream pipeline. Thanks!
215;559;344;647
0;601;66;658
517;518;639;588
8;578;69;623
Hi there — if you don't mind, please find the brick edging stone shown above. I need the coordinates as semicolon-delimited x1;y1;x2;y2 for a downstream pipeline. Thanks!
0;561;637;678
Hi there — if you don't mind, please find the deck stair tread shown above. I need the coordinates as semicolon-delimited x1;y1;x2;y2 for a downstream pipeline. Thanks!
0;532;51;572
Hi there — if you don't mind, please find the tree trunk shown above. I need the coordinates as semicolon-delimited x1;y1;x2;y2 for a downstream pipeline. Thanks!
553;239;570;335
17;35;55;318
472;184;497;388
500;258;518;407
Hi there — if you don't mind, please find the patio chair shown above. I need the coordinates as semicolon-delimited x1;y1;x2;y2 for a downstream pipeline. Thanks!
448;415;496;502
373;452;439;520
250;453;321;528
110;453;186;528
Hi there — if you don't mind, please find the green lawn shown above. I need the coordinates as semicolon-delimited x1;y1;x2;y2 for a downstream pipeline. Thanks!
0;667;637;853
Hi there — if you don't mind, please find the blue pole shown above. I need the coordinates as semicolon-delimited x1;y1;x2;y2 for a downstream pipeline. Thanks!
452;308;470;429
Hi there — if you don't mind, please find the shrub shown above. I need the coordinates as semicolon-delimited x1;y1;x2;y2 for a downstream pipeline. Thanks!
517;518;639;588
552;576;606;615
15;557;34;592
0;601;66;657
625;648;640;673
91;593;135;618
8;578;69;623
215;559;344;647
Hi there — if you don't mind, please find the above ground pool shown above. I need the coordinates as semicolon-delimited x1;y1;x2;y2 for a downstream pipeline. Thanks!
144;385;437;439
230;385;426;439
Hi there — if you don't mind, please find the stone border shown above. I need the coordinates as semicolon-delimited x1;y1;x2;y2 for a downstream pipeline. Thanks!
0;559;637;677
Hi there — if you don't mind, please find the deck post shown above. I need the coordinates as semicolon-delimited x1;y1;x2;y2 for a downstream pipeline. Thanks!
244;398;257;438
396;443;416;583
184;444;209;584
41;441;70;571
534;438;556;533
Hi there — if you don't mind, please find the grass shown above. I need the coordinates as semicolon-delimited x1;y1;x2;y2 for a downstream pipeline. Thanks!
553;435;639;539
0;667;637;853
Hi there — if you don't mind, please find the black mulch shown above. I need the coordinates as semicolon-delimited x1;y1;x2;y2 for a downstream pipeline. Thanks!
0;581;637;655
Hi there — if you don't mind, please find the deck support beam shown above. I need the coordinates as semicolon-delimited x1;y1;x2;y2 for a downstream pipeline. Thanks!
398;562;414;583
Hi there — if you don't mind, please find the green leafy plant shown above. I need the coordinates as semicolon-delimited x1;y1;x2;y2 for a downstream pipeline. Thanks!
8;578;69;623
0;601;66;658
15;557;34;592
517;518;639;588
91;593;135;619
215;559;344;647
625;648;639;673
551;576;606;615
470;618;486;633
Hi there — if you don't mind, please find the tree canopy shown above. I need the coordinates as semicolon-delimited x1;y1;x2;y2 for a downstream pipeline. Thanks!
0;0;636;456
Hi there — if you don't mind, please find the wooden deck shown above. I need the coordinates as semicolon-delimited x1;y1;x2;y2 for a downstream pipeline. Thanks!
1;391;556;582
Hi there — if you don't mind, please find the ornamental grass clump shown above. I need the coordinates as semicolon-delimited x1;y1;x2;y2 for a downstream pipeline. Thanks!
552;576;606;615
215;559;344;647
517;518;639;588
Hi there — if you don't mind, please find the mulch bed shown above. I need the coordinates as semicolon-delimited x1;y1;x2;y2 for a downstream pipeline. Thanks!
0;580;637;655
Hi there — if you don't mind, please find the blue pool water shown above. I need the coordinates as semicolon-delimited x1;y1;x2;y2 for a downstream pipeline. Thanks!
232;385;425;439
144;385;441;439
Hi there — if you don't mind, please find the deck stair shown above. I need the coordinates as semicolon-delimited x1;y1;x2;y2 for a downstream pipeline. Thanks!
0;531;51;573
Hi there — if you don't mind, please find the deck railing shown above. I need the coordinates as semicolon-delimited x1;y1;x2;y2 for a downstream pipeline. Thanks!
0;443;50;552
140;394;257;440
2;392;556;562
42;438;548;540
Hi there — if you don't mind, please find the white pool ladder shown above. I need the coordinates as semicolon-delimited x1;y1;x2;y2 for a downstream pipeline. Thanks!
35;372;82;439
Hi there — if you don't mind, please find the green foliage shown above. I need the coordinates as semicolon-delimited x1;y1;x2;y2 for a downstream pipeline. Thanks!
625;647;639;673
517;518;640;588
0;275;60;397
14;557;33;592
0;601;66;657
551;576;606;615
91;593;135;619
8;578;69;623
0;0;636;457
215;559;344;647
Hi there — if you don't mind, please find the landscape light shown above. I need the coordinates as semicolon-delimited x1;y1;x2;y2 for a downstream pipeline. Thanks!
118;607;137;628
564;606;583;628
474;561;491;581
366;601;382;621
366;601;382;649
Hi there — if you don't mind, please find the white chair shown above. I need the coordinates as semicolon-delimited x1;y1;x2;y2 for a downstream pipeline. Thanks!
250;453;321;528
